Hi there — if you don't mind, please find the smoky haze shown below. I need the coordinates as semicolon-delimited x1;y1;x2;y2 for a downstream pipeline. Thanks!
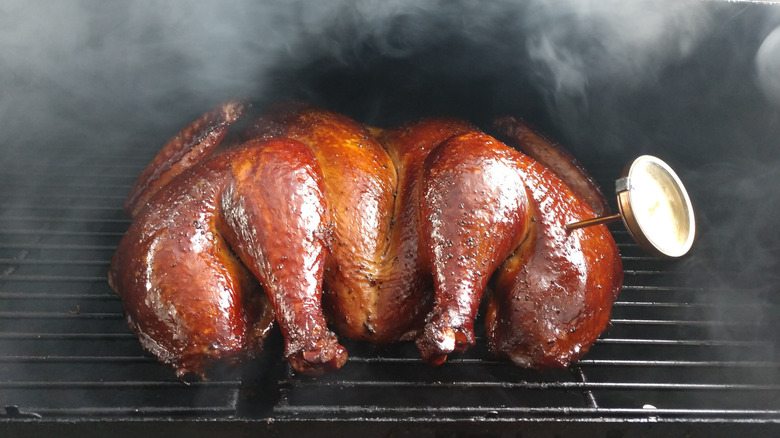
1;0;779;366
0;1;734;153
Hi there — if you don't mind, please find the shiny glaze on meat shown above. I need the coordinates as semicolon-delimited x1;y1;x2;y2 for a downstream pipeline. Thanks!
110;138;346;376
124;99;249;218
486;116;622;368
493;116;609;216
110;99;623;377
415;132;530;365
247;105;403;342
486;154;623;369
248;109;485;343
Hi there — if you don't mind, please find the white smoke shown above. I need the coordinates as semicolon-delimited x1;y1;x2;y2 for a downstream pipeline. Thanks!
0;0;724;152
756;25;780;107
0;1;302;154
522;0;714;108
0;0;779;406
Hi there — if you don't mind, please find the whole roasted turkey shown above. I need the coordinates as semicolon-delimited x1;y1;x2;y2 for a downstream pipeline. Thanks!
108;99;623;377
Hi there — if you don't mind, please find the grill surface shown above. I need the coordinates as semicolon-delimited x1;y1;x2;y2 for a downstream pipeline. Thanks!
1;137;779;436
2;1;780;435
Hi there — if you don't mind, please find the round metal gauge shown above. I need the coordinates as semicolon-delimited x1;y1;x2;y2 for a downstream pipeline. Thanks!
566;155;695;258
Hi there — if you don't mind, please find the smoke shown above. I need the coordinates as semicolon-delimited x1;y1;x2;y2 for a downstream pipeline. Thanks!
0;0;726;155
1;0;780;411
1;0;778;312
1;1;296;159
522;0;714;123
757;24;780;107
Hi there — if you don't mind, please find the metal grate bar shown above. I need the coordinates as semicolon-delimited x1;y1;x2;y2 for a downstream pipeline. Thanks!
572;366;599;408
0;381;240;389
0;182;133;191
342;357;780;368
578;360;780;368
0;230;125;237
0;243;118;251
0;194;127;202
281;380;780;392
612;301;772;309
609;319;765;327
14;406;237;418
2;140;779;427
0;356;155;363
0;276;111;282
595;338;772;347
0;259;113;265
272;405;780;417
0;171;140;180
0;216;131;224
0;332;134;340
0;311;123;319
0;292;117;300
1;205;123;212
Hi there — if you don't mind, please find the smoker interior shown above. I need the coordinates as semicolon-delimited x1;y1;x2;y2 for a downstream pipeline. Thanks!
1;142;778;436
2;1;780;436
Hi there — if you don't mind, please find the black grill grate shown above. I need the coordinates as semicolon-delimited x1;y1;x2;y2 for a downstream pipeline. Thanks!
1;146;779;435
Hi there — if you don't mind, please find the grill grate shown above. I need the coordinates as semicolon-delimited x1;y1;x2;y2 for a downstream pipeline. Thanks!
1;145;779;434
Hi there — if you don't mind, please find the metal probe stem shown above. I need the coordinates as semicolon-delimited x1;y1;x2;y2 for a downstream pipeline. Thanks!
565;213;621;232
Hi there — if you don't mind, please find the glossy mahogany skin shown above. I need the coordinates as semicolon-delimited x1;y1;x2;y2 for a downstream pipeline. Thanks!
124;99;249;218
484;116;623;368
493;116;609;216
368;118;477;342
110;138;346;377
247;108;483;343
244;106;622;366
112;100;623;377
485;155;623;369
415;132;530;365
217;139;346;375
246;105;400;342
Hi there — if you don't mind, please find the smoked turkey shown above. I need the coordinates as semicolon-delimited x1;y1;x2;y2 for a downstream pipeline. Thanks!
108;98;623;377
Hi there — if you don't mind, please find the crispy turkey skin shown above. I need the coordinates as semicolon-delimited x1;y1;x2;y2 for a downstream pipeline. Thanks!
109;99;623;377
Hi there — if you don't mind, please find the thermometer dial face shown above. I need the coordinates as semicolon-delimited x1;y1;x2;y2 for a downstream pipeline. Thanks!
618;155;695;258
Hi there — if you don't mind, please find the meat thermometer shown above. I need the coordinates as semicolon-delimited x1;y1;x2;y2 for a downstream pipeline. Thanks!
566;155;695;257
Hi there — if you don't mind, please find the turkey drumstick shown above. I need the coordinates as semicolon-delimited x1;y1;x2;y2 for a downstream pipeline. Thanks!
110;100;623;377
110;135;346;377
416;132;530;365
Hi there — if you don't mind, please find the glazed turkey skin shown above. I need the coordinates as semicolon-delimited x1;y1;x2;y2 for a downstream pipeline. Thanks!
109;99;623;377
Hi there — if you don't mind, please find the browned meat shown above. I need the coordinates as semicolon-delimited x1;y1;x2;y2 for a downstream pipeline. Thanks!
248;110;481;344
110;138;346;377
415;132;530;365
109;100;623;377
484;152;623;369
493;116;609;216
246;105;408;343
485;116;623;369
124;99;249;218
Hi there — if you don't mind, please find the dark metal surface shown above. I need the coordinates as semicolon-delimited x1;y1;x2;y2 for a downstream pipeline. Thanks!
2;1;780;435
1;145;778;436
